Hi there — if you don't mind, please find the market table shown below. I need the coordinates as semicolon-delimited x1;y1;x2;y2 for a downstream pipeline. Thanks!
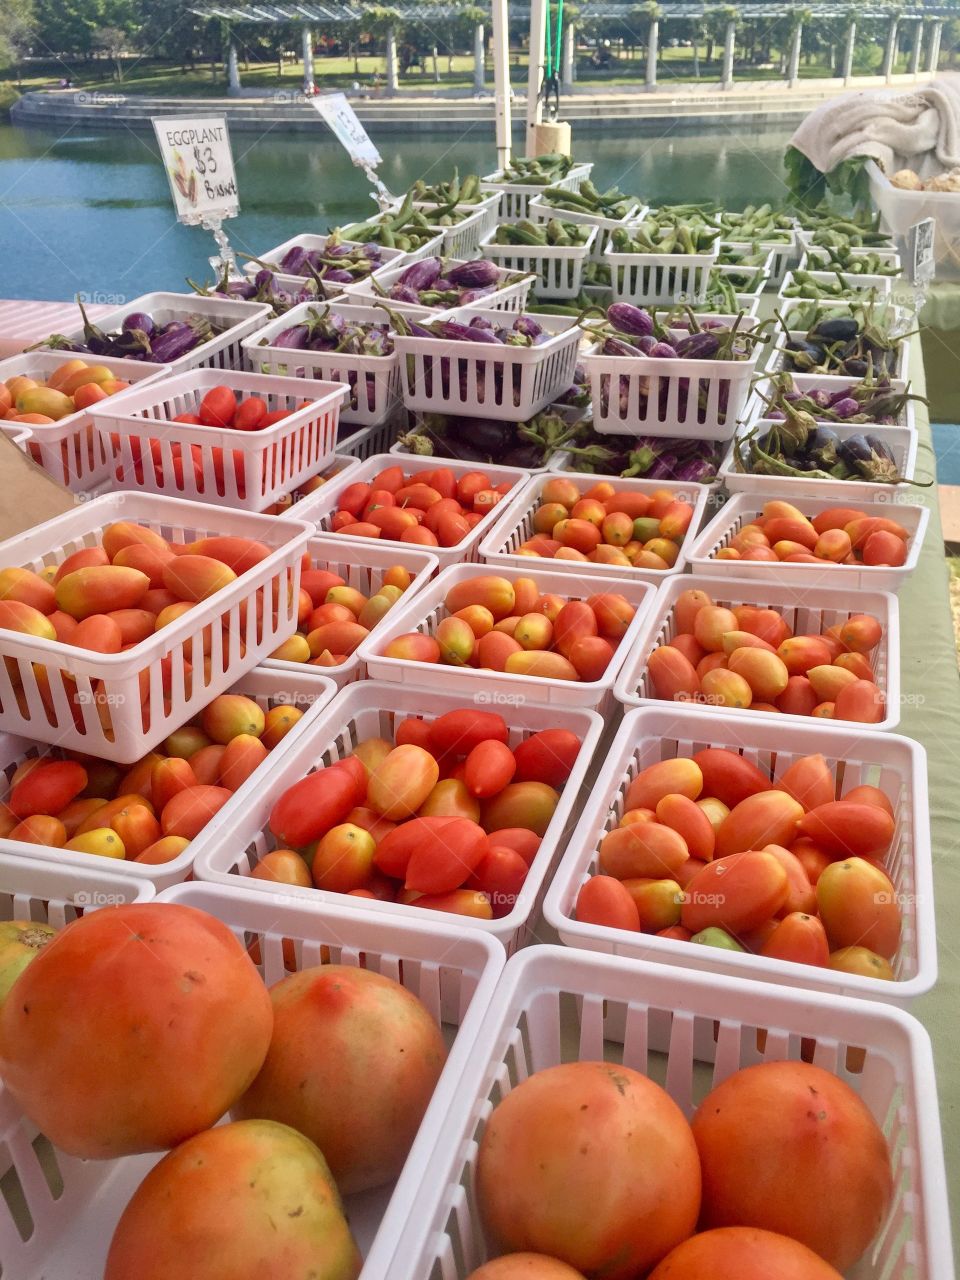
857;337;960;1217
920;283;960;425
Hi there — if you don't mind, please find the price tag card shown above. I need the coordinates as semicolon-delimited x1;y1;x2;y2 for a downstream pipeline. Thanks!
153;117;239;224
907;217;936;286
311;94;382;168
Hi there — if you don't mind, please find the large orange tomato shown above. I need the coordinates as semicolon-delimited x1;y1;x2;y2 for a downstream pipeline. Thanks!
476;1061;700;1278
233;965;446;1194
691;1061;893;1271
648;1227;843;1278
466;1255;586;1280
0;903;273;1158
104;1119;361;1280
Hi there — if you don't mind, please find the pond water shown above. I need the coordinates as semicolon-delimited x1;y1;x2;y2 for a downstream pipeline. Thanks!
0;121;793;302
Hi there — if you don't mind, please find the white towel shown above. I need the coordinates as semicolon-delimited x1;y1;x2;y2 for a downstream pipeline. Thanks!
789;75;960;178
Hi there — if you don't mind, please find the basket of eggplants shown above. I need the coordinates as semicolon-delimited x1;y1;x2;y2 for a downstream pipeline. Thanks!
758;370;925;428
360;256;533;312
189;266;321;317
773;302;914;380
384;306;581;421
36;298;230;365
394;408;584;468
582;300;771;440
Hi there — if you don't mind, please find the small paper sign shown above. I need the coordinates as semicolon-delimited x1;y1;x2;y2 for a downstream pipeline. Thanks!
153;117;239;224
907;217;936;286
311;94;382;168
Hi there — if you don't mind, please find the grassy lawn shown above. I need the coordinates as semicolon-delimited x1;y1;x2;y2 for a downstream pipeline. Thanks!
1;44;934;99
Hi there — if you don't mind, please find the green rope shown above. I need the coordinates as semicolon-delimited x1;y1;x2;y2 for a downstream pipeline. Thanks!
544;0;564;79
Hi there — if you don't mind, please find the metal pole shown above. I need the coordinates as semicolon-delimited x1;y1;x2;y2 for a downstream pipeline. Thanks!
302;26;314;94
526;0;547;156
910;20;923;76
432;45;440;82
787;22;802;87
842;20;856;83
646;18;659;89
386;25;398;94
882;17;898;80
227;41;241;93
474;22;485;92
491;0;512;169
721;20;735;90
562;21;575;94
927;20;942;73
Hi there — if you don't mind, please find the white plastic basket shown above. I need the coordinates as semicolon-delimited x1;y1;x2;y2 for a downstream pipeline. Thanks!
480;163;592;223
543;704;934;1000
264;454;362;517
718;235;795;284
748;371;917;432
605;244;719;306
720;421;921;503
583;315;765;440
0;424;29;449
360;562;655;713
614;572;900;730
764;326;910;383
0;850;154;924
43;293;271;373
779;268;894;304
528;194;648;261
194;681;603;953
0;492;312;761
867;158;960;279
478;473;710;583
800;246;902;276
381;944;952;1280
262;536;439;687
91;368;346;512
0;879;505;1280
304;453;530;568
346;259;535;315
243;299;404;428
0;668;335;890
711;261;768;302
393;308;581;420
687;492;929;593
481;228;598;300
0;351;170;493
411;205;489;259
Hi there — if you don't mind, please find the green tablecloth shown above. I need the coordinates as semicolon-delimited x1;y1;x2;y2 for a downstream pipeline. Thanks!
897;342;960;1227
920;282;960;424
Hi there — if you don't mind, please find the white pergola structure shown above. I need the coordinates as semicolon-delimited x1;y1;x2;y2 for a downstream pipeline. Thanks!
191;0;956;166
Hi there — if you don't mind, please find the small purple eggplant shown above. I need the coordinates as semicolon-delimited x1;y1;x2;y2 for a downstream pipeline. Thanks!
457;286;496;305
398;257;442;291
513;315;544;340
432;319;502;344
607;302;654;337
831;397;861;419
122;311;155;337
675;332;719;360
269;325;310;350
323;268;354;285
389;284;422;305
280;246;308;274
447;259;501;288
648;341;679;359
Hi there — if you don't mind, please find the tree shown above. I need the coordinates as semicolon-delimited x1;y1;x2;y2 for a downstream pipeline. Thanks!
93;25;126;79
135;0;219;71
0;0;36;86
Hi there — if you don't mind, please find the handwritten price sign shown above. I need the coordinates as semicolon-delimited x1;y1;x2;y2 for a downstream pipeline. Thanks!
311;93;382;168
152;117;239;224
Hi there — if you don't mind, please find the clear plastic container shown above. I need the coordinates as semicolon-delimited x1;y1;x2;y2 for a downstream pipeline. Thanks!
543;704;935;1001
193;680;603;954
381;944;952;1280
0;668;336;890
0;879;506;1280
867;158;960;280
614;571;900;730
91;368;346;512
0;492;312;760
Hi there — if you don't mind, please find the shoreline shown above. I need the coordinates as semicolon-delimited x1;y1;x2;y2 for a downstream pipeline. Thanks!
9;73;931;136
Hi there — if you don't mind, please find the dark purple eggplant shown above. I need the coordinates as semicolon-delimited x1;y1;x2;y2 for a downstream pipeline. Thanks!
280;246;308;274
149;324;203;362
122;311;155;337
602;335;644;357
675;331;719;359
432;319;502;344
